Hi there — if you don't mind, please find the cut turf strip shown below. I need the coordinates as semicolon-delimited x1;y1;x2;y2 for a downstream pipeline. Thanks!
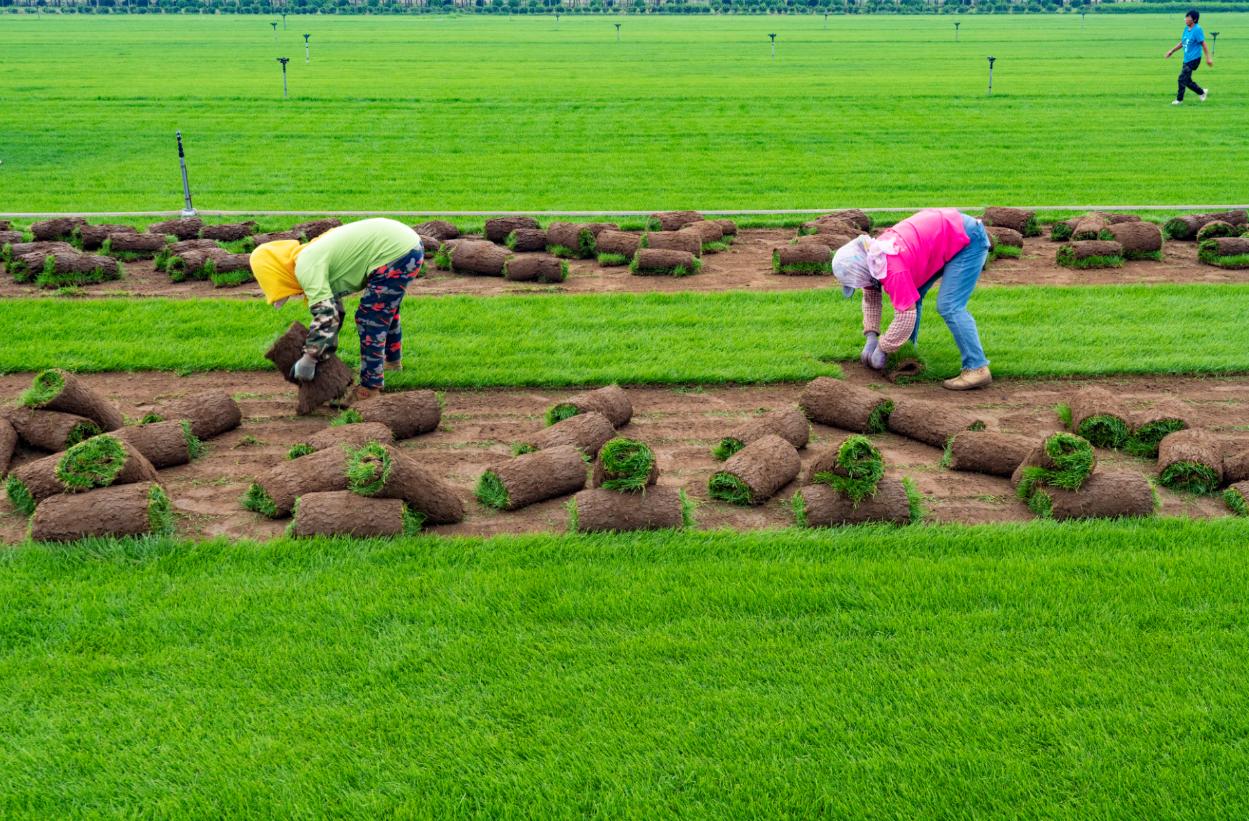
709;434;800;506
713;406;809;461
799;377;893;434
516;411;616;458
1024;470;1156;521
591;438;658;492
793;478;916;527
145;391;241;440
568;486;688;533
805;435;884;505
345;442;464;525
264;321;355;416
30;482;172;542
20;368;125;431
1157;429;1223;495
1068;385;1131;450
476;445;587;512
546;385;632;428
886;397;986;450
6;407;102;452
287;491;421;538
945;430;1038;477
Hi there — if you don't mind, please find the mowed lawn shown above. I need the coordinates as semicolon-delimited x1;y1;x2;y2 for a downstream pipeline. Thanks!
0;13;1245;211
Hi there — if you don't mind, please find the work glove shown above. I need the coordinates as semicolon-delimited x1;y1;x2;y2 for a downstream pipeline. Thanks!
867;346;887;372
291;353;318;382
860;332;879;366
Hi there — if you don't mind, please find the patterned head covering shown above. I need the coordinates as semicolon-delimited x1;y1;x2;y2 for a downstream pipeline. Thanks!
832;235;896;297
249;240;306;305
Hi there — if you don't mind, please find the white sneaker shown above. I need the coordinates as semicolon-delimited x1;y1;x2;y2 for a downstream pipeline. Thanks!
1200;89;1208;101
1172;100;1183;105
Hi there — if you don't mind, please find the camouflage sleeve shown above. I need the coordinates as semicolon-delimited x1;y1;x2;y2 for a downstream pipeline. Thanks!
304;298;343;359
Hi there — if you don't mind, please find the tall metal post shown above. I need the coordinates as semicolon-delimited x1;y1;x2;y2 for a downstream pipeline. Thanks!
176;131;196;216
987;55;996;95
271;21;278;42
614;22;621;41
1211;31;1219;55
304;33;311;62
277;57;290;98
954;20;960;40
769;32;777;59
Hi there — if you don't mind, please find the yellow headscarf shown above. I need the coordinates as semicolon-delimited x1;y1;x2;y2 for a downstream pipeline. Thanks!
250;240;306;304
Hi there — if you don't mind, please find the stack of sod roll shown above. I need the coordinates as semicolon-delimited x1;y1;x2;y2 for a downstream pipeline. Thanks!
1058;388;1190;457
568;437;693;532
792;435;922;526
1013;432;1154;520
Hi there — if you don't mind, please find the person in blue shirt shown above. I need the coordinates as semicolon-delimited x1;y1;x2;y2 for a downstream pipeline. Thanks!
1166;9;1213;105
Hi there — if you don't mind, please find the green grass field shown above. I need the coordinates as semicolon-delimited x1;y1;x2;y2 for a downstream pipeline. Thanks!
1;13;1245;211
3;522;1249;816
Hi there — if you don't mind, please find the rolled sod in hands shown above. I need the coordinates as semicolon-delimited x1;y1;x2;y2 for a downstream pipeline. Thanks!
1125;399;1189;458
200;221;259;242
1056;241;1123;269
793;478;916;527
503;255;568;284
946;430;1037;477
1157;428;1223;494
0;417;16;477
413;220;459;241
631;249;700;277
31;482;173;542
446;239;508;276
1024;470;1156;521
345;442;464;524
264;321;355;416
147;217;203;240
648;211;704;232
591;437;658;491
641;231;701;257
288;491;422;538
799;377;893;434
546;385;632;428
1198;237;1249;269
772;243;832;275
115;420;203;468
517;411;615;458
982;207;1038;237
20;251;121;288
7;407;102;452
805;434;884;504
1107;221;1163;260
244;444;351;519
887;398;986;449
485;217;540;244
31;217;86;242
343;390;441;439
714;406;809;460
21;369;124;431
6;435;158;515
568;487;689;533
708;434;800;506
290;421;393;459
476;444;587;511
505;228;548;252
594;230;642;265
1067;385;1131;449
104;232;167;258
147;391;241;440
75;223;136;251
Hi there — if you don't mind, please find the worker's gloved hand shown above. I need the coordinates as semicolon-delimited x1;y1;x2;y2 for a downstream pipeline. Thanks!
860;332;879;366
867;346;887;371
291;353;318;382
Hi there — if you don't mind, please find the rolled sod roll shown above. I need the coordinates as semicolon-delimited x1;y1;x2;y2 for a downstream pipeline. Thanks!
799;377;893;434
1224;481;1249;517
75;223;136;250
1125;399;1189;458
346;390;441;439
156;239;220;271
946;430;1037;477
1049;219;1078;242
1157;428;1223;494
1223;445;1249;485
804;435;884;504
476;444;587;511
545;222;599;258
1198;237;1249;269
569;487;687;533
1164;210;1248;240
0;229;23;246
1057;241;1123;269
547;384;632;427
147;391;241;440
1070;213;1109;241
1011;433;1097;494
1026;470;1155;521
147;217;203;240
795;232;852;248
591;437;659;491
708;434;800;506
641;230;701;257
793;478;914;527
772;243;832;275
413;220;459;241
680;220;725;246
6;407;102;452
200;221;259;242
505;228;548;252
248;230;303;248
1068;386;1131;449
1107;221;1163;260
205;254;254;288
21;369;124;431
649;211;703;232
594;230;642;264
714;219;738;236
631;248;700;277
801;217;859;237
104;232;167;257
504;254;568;284
447;239;508;276
167;247;228;280
714;406;809;460
31;217;86;242
6;436;158;515
827;209;872;233
264;321;356;416
986;226;1023;250
518;411;615;458
4;240;74;265
345;442;465;524
20;251;120;288
982;207;1038;237
244;445;350;519
1196;221;1239;241
290;421;393;459
887;398;985;449
31;482;173;542
0;417;16;477
114;420;203;468
0;219;10;230
289;491;419;538
291;218;342;240
485;216;540;244
418;235;441;253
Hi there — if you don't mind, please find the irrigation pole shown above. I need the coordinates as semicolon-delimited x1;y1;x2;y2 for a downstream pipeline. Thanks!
987;55;996;95
282;11;287;29
277;57;290;98
1211;31;1219;55
954;21;960;41
615;22;621;42
175;131;196;217
304;33;311;62
270;21;278;43
769;32;777;60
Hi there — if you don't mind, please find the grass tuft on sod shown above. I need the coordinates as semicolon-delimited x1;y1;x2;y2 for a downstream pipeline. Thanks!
475;470;510;510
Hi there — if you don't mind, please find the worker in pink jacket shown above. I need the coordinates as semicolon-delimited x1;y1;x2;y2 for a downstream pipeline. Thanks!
832;208;993;391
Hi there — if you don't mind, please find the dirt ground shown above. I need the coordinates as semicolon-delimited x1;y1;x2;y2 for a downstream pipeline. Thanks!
1;232;1242;301
3;370;1246;544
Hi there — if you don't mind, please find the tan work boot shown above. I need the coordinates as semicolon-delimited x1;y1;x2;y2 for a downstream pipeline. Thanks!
329;385;381;409
384;360;402;372
942;366;993;391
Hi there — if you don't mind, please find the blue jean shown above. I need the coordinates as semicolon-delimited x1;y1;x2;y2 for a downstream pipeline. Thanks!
910;214;990;370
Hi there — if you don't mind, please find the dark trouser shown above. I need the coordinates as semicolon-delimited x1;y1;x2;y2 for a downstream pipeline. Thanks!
1178;58;1203;101
356;247;424;388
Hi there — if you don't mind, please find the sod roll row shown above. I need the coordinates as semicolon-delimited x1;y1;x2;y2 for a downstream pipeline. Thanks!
568;487;689;533
515;411;616;458
76;223;136;250
799;378;893;434
104;232;167;258
265;321;356;415
546;385;632;428
336;390;441;439
713;407;809;460
1012;432;1153;520
31;482;173;542
887;398;986;450
1198;237;1249;269
792;435;918;526
4;242;73;281
1164;210;1247;241
945;430;1038;477
546;222;616;259
1048;212;1139;242
1062;387;1190;456
16;250;121;288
